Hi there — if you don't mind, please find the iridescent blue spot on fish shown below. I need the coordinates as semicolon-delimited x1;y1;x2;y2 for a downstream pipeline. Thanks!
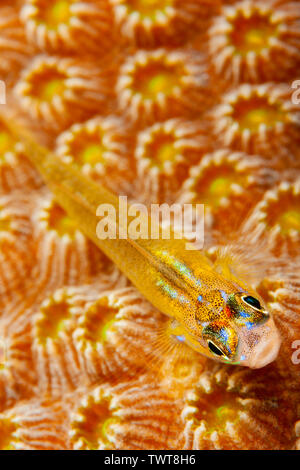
240;310;251;319
220;328;229;342
220;327;232;354
176;335;185;343
220;290;227;302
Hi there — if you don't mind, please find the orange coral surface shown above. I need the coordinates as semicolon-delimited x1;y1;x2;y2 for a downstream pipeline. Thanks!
0;0;299;450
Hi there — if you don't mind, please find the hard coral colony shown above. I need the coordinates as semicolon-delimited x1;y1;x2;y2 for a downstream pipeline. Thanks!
0;0;298;451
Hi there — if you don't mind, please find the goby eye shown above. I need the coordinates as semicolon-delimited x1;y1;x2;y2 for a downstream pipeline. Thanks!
242;295;262;311
208;341;224;357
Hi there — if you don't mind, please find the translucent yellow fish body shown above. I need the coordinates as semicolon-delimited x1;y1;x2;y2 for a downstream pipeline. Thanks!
5;117;281;368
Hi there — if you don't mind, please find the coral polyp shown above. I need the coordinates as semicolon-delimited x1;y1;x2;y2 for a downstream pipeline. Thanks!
257;270;300;341
211;83;300;164
21;0;114;53
110;0;203;47
14;55;109;131
116;49;209;125
39;199;78;239
56;116;131;191
73;287;165;381
32;286;84;396
35;289;74;343
209;0;300;83
0;120;41;194
182;364;299;450
178;149;276;234
31;281;127;397
69;378;182;449
32;193;112;289
135;118;210;203
242;180;300;257
70;385;118;450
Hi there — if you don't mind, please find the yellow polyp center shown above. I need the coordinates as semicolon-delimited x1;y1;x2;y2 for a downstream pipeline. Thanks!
242;109;270;128
229;12;278;54
37;300;70;343
31;69;67;102
45;203;77;237
133;63;180;99
244;29;265;48
81;145;105;166
0;418;17;450
99;318;118;342
82;302;119;346
216;405;237;424
68;131;107;168
232;97;285;132
209;177;232;199
193;167;241;207
76;400;119;449
277;209;300;234
147;74;172;95
40;79;66;101
127;0;173;18
189;389;240;433
156;143;176;165
43;1;72;28
147;133;178;167
0;131;13;156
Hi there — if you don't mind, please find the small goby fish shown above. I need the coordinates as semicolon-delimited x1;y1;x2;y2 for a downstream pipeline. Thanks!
3;116;281;368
